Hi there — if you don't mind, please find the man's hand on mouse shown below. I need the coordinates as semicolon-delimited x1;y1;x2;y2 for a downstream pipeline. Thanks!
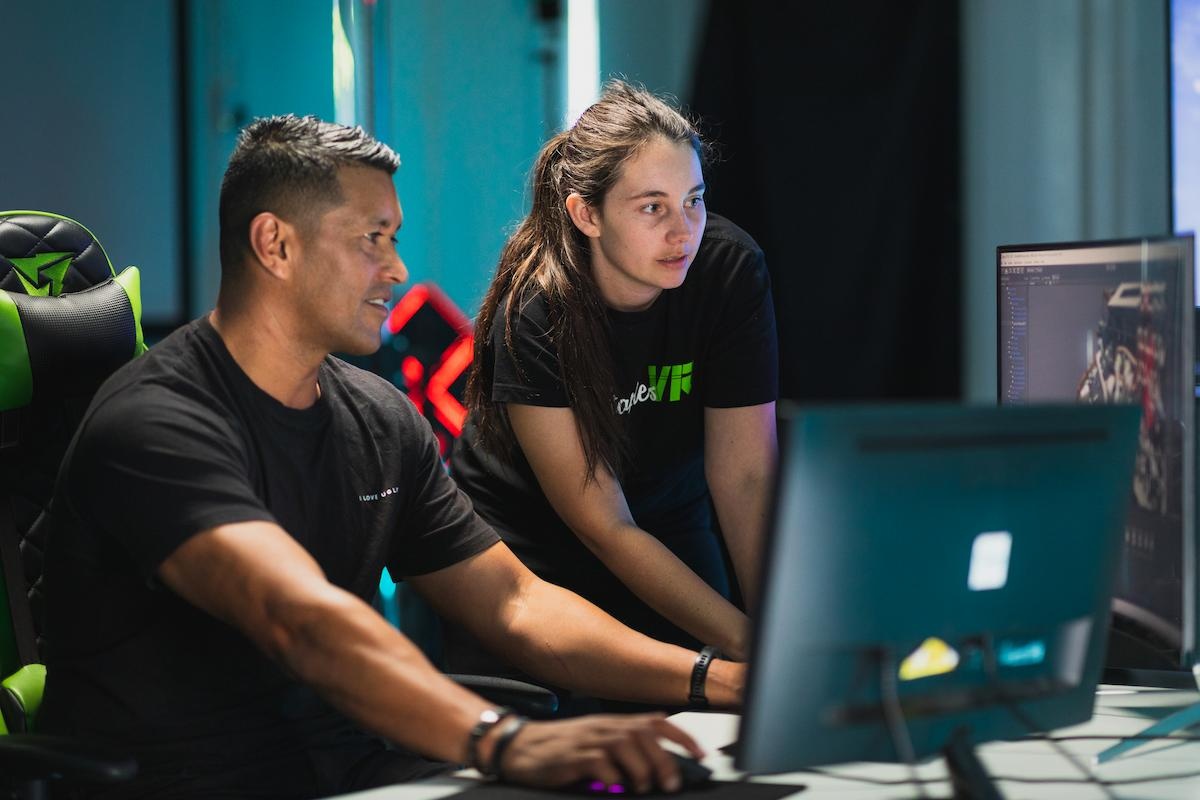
480;712;704;793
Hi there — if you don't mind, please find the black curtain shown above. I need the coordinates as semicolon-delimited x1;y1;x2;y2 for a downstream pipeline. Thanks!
688;1;961;402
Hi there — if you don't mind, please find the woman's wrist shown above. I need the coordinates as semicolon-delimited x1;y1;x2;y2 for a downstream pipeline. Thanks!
723;632;749;663
703;658;746;710
720;617;751;662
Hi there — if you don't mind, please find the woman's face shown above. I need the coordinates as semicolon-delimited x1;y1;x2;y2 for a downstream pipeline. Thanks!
584;136;706;312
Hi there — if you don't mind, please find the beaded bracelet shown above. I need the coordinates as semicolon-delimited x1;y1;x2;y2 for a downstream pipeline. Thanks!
489;714;530;779
467;706;514;775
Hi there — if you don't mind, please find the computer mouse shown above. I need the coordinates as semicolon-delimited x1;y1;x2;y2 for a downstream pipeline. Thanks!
559;751;714;795
670;752;715;790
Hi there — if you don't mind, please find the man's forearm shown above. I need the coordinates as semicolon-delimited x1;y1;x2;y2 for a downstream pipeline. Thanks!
487;577;743;708
262;583;492;764
162;523;495;766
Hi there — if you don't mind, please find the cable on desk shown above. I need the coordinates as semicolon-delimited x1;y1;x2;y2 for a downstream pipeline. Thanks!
1030;733;1200;743
798;768;944;786
998;770;1200;786
801;765;1200;787
977;633;1117;800
998;692;1116;799
878;646;929;799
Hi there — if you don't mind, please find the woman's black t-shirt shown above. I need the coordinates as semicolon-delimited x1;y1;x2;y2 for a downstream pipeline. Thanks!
450;213;778;646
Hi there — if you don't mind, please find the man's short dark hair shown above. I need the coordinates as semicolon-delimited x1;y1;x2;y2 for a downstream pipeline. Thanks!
218;114;400;283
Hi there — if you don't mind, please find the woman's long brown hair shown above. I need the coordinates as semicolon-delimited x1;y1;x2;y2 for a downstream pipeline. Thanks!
464;80;708;482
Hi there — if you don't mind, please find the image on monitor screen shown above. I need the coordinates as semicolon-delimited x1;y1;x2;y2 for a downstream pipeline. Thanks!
1172;0;1200;286
997;236;1195;671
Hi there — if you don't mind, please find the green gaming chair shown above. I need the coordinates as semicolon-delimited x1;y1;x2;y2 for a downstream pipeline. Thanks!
0;211;141;797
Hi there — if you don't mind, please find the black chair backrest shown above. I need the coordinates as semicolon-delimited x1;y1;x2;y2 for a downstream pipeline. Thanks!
0;211;145;677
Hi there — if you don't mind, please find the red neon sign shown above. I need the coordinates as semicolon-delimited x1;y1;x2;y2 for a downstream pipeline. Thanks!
385;283;474;442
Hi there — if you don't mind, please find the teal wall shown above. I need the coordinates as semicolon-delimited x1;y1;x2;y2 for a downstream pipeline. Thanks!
598;0;709;103
373;0;711;318
380;0;554;316
0;0;713;325
186;0;337;315
961;0;1171;401
185;0;554;320
0;0;182;326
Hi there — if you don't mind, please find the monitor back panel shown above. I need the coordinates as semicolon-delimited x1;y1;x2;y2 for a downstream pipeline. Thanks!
738;404;1140;773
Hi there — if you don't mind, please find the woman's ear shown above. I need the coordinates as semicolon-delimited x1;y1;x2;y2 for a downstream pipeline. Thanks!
565;193;601;238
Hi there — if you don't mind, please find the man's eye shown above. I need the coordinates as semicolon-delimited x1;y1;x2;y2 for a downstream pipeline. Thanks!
365;232;399;252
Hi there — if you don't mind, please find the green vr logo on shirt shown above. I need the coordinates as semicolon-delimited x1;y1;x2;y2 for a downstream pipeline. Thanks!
615;362;695;415
648;362;693;402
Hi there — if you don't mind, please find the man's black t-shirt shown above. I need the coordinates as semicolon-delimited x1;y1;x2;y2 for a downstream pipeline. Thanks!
450;214;778;648
38;316;497;797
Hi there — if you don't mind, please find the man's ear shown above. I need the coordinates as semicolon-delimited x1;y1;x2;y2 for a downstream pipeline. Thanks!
565;193;601;238
247;212;299;280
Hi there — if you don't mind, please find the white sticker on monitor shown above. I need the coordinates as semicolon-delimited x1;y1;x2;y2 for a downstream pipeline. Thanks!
968;531;1012;591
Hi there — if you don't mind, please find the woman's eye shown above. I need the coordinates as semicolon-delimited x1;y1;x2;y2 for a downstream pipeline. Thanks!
688;196;705;208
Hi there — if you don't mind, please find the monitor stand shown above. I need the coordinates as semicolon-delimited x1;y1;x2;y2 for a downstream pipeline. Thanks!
943;727;1004;800
724;728;1009;799
1102;665;1196;689
1094;664;1200;764
1102;613;1193;688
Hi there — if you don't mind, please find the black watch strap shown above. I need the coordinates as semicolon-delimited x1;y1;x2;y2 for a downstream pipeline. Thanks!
688;645;721;708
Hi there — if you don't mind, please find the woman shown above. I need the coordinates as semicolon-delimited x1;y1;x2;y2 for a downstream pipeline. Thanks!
448;81;778;700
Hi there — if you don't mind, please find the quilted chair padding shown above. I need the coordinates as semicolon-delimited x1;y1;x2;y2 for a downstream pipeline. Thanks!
0;211;144;676
0;212;115;297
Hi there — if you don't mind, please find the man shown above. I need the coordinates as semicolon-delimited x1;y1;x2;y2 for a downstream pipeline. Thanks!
37;115;744;798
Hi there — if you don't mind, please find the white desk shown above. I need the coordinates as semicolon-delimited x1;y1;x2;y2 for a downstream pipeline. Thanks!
331;686;1200;799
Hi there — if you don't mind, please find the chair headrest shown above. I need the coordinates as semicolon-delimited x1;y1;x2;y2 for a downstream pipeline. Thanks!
0;211;116;296
0;211;146;412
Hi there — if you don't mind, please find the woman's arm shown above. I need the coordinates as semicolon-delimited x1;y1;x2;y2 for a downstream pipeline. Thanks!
507;402;750;659
703;402;778;614
411;541;744;708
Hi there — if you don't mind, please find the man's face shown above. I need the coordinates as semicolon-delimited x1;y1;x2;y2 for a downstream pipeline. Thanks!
294;166;407;356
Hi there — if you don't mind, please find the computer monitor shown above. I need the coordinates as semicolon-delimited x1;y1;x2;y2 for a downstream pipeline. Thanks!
736;403;1140;792
996;235;1195;675
1171;0;1200;268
